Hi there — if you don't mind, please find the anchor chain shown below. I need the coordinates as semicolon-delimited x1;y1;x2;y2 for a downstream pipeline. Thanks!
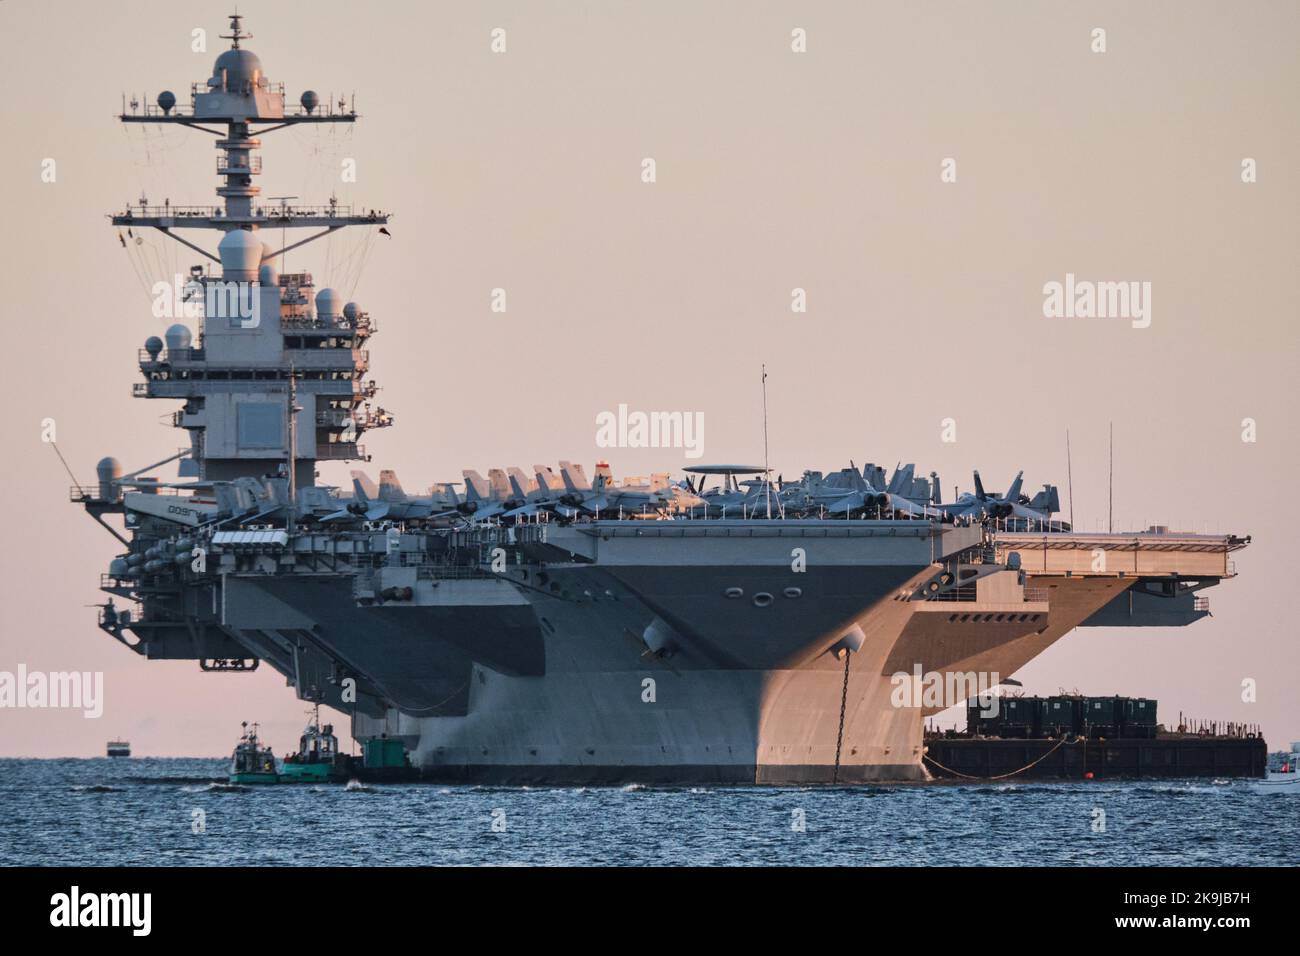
832;648;852;784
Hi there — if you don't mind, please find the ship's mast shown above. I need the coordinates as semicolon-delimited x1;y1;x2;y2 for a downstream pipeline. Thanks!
114;13;386;259
116;15;393;488
222;12;248;48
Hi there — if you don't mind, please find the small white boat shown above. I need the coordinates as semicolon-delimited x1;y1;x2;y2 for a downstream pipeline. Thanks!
1253;741;1300;793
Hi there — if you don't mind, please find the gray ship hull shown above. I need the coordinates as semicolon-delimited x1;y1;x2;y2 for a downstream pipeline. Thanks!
231;561;939;783
357;667;926;784
213;522;972;783
156;521;1235;785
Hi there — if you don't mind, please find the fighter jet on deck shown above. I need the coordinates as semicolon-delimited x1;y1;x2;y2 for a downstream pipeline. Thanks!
936;470;1061;523
809;465;937;518
559;461;681;515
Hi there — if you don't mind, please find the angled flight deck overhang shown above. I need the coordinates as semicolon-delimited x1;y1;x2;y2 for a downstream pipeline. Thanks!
993;529;1249;628
992;530;1248;577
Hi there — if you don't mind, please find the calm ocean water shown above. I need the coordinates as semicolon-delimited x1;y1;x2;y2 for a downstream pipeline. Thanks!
1;758;1294;866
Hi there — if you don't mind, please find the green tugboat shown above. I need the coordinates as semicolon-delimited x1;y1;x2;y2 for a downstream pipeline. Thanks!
229;722;279;784
280;705;346;783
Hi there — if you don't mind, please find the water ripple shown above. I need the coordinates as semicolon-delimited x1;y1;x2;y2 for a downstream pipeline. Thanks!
0;758;1292;866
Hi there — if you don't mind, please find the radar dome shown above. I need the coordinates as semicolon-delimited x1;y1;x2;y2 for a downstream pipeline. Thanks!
315;288;341;318
157;90;176;114
96;456;122;502
218;229;262;281
212;48;264;88
257;242;279;287
164;324;192;351
144;336;163;358
343;302;360;321
301;90;319;113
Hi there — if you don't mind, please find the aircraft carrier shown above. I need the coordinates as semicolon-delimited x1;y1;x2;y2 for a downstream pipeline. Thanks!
73;17;1250;784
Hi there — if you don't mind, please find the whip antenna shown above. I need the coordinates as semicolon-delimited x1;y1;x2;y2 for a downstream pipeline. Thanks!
1066;428;1075;528
761;364;772;518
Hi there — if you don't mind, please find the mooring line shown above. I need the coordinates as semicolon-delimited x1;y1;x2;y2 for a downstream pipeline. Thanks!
922;735;1076;781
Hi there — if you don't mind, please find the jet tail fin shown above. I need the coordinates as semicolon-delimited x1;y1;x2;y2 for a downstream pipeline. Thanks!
377;469;407;503
863;463;886;491
507;467;536;495
1027;484;1061;514
350;470;378;503
1006;470;1025;501
534;467;559;493
507;473;529;501
487;468;511;500
462;470;490;499
559;461;590;493
888;463;915;495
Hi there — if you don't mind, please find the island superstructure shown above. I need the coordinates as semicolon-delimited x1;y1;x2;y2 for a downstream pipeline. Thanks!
73;17;1249;783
